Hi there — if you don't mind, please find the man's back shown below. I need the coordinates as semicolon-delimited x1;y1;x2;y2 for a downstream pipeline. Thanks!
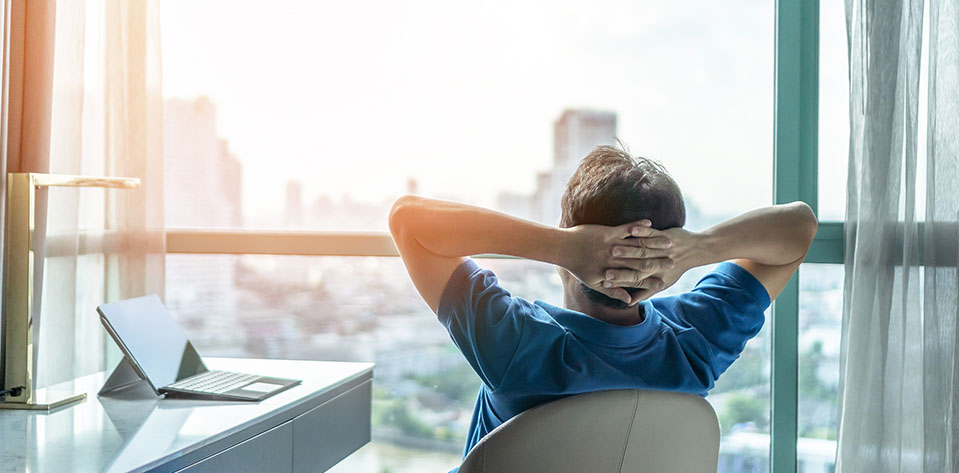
439;259;770;456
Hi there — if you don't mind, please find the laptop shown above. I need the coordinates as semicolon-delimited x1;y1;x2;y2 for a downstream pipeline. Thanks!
97;295;300;401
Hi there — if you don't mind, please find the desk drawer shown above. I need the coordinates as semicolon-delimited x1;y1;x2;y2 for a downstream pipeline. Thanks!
175;421;293;473
293;380;372;473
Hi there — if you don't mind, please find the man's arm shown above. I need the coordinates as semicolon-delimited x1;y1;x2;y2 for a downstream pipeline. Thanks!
388;195;671;312
605;202;818;301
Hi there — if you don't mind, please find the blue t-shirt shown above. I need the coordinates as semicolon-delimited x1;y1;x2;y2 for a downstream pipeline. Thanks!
437;259;770;460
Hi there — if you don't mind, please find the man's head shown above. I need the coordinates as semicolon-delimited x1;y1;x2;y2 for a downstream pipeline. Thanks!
560;145;685;310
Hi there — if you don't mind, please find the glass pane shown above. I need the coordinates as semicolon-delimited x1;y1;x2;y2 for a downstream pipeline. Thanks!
818;0;849;221
714;320;772;473
161;1;773;231
797;263;843;472
167;255;771;472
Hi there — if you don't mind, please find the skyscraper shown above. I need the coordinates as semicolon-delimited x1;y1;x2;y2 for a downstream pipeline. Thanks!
163;98;243;228
547;110;618;224
163;98;244;352
494;109;618;224
553;109;618;171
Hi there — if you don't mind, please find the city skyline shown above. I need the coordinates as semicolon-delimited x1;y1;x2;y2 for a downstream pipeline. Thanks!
162;98;720;231
160;0;784;222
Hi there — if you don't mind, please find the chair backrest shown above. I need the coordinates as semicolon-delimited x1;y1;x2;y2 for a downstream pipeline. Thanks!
458;389;720;473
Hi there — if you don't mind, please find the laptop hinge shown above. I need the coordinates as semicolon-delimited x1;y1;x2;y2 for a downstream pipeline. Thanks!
99;357;151;396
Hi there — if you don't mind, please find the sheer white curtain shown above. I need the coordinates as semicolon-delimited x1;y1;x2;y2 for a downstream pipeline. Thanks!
9;0;165;388
839;0;959;471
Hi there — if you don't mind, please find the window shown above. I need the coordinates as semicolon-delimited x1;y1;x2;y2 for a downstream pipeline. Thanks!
160;0;773;232
157;2;861;472
797;264;843;473
817;0;848;222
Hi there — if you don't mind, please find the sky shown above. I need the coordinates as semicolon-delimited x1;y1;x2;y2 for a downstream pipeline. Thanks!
159;0;850;224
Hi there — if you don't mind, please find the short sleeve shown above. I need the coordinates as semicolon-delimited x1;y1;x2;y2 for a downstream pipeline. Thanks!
437;259;527;390
654;262;771;383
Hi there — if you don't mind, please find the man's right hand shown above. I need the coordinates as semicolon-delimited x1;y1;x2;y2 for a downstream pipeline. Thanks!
560;221;675;304
601;226;706;303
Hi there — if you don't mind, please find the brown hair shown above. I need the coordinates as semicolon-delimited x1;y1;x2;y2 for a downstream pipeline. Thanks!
561;145;684;230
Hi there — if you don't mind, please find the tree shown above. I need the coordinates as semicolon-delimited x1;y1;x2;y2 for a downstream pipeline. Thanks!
799;341;836;401
720;393;767;434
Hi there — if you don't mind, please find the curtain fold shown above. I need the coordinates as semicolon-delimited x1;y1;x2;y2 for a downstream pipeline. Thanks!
922;1;959;470
0;0;55;373
18;0;166;388
839;0;959;471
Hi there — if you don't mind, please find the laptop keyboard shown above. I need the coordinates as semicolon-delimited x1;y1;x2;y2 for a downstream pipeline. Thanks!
168;371;260;394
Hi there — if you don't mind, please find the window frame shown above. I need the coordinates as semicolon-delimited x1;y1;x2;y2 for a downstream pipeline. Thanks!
773;2;840;473
164;2;841;472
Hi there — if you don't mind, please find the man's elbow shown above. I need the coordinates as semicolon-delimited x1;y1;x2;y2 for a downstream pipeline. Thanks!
388;194;422;241
788;201;818;253
794;201;818;243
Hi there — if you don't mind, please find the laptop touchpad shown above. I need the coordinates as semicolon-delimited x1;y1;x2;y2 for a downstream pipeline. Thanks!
242;382;280;393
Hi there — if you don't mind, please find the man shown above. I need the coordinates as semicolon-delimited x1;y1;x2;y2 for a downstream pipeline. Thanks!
388;145;817;462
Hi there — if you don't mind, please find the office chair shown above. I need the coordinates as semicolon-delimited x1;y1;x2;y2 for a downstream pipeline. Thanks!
458;389;720;473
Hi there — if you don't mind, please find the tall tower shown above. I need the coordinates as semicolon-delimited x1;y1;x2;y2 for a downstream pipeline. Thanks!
554;109;618;170
163;98;243;228
542;109;617;224
163;98;244;352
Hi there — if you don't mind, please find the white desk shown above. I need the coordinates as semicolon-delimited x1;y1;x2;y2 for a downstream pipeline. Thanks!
0;358;374;472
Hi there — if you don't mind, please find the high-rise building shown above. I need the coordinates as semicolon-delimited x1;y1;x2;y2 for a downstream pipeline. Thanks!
545;109;618;224
553;109;618;170
163;98;243;228
496;109;618;224
163;98;244;352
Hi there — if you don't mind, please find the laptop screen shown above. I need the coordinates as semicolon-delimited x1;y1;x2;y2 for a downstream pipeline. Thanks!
98;295;208;390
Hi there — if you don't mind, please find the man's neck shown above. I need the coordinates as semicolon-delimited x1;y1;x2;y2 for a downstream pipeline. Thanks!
563;292;646;327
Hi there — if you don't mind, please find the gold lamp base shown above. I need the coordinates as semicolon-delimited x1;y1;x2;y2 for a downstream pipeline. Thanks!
0;383;87;410
0;393;87;410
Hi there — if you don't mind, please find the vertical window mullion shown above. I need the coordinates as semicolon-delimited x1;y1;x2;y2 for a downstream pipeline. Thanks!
773;1;819;472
